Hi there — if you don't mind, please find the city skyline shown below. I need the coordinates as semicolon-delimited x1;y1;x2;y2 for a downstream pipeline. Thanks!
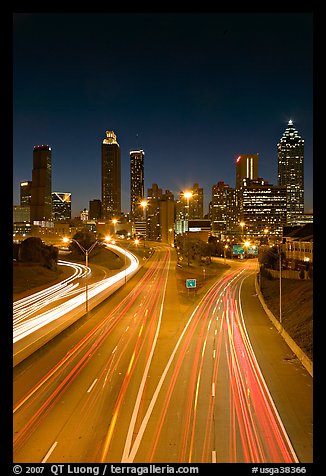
13;12;313;217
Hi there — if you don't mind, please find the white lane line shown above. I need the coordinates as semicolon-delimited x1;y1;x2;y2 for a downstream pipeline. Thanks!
87;378;98;393
212;382;215;397
41;441;58;463
121;259;170;463
122;304;202;463
212;450;217;463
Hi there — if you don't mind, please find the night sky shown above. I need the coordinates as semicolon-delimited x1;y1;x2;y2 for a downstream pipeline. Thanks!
13;12;313;217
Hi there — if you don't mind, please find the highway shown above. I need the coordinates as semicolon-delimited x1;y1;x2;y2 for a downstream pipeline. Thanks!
13;245;138;344
13;244;140;366
13;244;170;462
13;245;313;464
122;260;299;463
13;260;89;337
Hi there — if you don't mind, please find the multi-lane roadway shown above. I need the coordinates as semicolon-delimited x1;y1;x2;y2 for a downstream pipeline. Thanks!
13;244;313;464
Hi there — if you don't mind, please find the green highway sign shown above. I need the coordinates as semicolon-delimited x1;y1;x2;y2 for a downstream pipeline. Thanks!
232;245;245;255
248;246;258;255
186;279;197;288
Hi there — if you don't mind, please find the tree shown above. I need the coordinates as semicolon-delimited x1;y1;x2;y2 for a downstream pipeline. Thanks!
18;237;59;270
259;246;278;269
70;229;97;256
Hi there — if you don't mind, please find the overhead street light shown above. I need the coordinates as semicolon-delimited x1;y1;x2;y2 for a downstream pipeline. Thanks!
112;218;118;236
63;236;110;312
183;191;193;266
140;200;147;247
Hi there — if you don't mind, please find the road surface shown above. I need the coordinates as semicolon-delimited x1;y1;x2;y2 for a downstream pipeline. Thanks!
13;247;313;463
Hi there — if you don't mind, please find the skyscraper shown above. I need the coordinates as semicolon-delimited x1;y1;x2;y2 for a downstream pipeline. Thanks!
177;183;204;220
238;178;287;237
20;180;32;207
52;192;71;220
277;120;304;225
101;131;121;220
211;181;233;235
130;149;145;220
236;154;259;188
30;145;52;223
89;199;102;220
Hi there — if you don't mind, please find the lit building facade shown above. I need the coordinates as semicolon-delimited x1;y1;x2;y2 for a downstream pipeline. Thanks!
211;181;232;235
277;120;304;225
176;183;204;221
238;178;287;238
283;223;313;269
236;154;259;188
146;184;174;243
130;150;145;220
147;184;163;241
101;131;121;220
89;199;102;220
52;192;71;221
30;145;52;223
190;183;204;219
20;181;32;207
13;205;30;223
188;219;211;242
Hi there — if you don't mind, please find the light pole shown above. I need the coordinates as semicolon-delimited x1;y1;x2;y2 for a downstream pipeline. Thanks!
184;191;193;266
279;242;282;325
63;236;107;312
262;243;283;325
224;244;228;264
244;240;250;259
112;218;118;237
140;200;147;248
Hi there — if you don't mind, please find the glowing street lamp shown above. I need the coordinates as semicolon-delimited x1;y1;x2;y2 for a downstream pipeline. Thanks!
224;244;228;264
140;200;147;247
183;191;193;265
112;218;118;236
244;240;251;259
183;191;193;223
63;236;109;312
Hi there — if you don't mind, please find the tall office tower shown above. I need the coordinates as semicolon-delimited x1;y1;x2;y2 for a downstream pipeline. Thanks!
238;178;287;237
211;181;232;235
52;192;71;220
147;183;163;241
235;154;259;188
101;131;121;220
147;184;174;242
191;183;204;218
159;197;175;245
177;183;204;220
89;199;102;220
277;120;304;225
30;145;52;223
20;180;32;207
130;149;145;219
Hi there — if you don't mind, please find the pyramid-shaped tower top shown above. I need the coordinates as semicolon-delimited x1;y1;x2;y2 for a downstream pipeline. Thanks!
278;119;304;145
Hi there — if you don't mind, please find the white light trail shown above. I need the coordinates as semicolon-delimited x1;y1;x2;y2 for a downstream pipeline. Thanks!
13;261;88;323
13;246;139;343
